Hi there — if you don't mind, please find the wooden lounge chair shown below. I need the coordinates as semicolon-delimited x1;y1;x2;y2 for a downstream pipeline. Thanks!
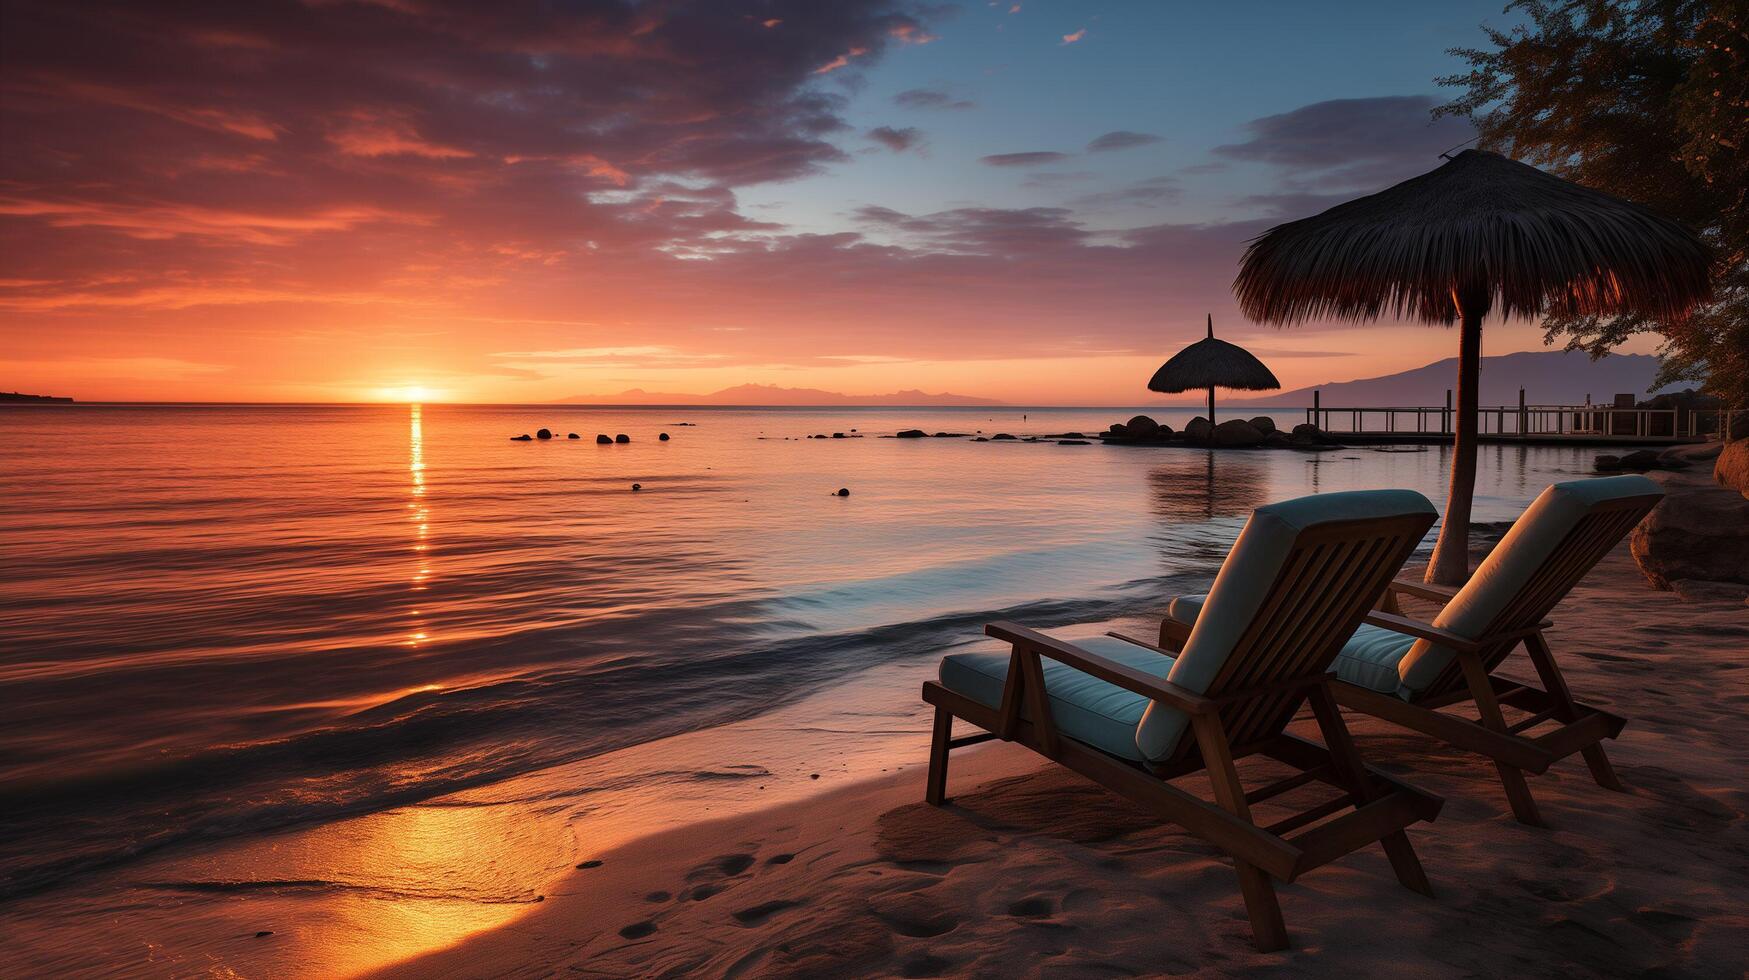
1159;475;1664;827
921;490;1443;951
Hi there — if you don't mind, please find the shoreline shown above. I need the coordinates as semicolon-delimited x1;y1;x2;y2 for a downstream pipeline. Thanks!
381;545;1749;978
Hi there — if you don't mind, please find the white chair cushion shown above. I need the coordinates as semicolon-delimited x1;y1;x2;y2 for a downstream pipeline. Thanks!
1167;593;1417;697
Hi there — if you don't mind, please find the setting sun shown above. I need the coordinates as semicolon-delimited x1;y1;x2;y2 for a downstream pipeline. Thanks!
377;385;434;403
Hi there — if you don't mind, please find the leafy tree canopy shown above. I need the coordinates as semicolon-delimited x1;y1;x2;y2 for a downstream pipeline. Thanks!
1438;0;1748;405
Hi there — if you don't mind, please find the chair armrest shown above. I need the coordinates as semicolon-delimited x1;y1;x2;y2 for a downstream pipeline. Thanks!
1361;610;1482;653
1103;631;1178;657
1385;577;1460;604
984;621;1215;714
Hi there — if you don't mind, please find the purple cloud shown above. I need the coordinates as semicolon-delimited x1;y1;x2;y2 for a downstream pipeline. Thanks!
1086;131;1162;153
1214;96;1474;190
893;88;975;110
980;151;1069;167
867;126;925;153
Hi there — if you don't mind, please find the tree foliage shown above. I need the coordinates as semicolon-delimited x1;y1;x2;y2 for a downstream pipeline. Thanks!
1438;0;1749;405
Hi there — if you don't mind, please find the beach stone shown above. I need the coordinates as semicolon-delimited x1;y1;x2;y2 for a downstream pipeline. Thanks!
1248;416;1277;435
1290;422;1327;444
973;436;988;442
511;434;533;441
596;434;612;444
1212;419;1263;447
1124;415;1159;439
659;432;670;441
1108;423;1126;436
1264;431;1290;446
1595;454;1622;472
1184;416;1213;442
1715;440;1749;498
832;432;846;439
1057;439;1089;445
896;429;926;438
615;434;630;444
1630;473;1749;590
835;488;850;496
992;433;1016;440
537;428;553;440
567;432;580;439
631;483;641;491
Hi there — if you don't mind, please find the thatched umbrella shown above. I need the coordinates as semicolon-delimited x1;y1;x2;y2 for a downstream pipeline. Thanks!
1234;149;1710;585
1148;315;1281;425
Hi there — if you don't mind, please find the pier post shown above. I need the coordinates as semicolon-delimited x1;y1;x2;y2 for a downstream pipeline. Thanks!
1518;388;1526;438
1313;389;1320;430
1444;389;1452;435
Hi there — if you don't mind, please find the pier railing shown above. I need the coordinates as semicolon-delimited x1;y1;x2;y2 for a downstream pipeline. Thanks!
1303;399;1709;442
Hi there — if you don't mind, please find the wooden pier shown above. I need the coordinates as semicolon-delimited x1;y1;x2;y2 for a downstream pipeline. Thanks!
1303;390;1712;446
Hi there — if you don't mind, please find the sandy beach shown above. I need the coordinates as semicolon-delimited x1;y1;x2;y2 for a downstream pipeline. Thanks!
381;540;1749;978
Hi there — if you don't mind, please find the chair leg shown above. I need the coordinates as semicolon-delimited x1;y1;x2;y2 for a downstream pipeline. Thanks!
925;706;952;806
1524;631;1626;792
1458;653;1545;827
1192;713;1288;951
1307;684;1434;897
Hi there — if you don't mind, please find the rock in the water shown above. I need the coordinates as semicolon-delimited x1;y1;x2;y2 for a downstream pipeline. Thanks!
1290;422;1326;441
1248;416;1277;436
834;488;850;496
1060;431;1085;439
568;432;580;439
596;434;612;444
1595;454;1622;472
896;429;926;438
1108;423;1126;436
973;436;989;442
1619;449;1660;471
659;432;670;441
511;434;533;441
832;432;846;439
1124;415;1160;439
1213;419;1264;447
991;433;1016;440
1714;440;1749;498
615;434;630;444
1630;472;1749;591
1057;439;1090;445
537;428;553;440
631;483;641;491
1264;430;1290;446
1184;416;1213;442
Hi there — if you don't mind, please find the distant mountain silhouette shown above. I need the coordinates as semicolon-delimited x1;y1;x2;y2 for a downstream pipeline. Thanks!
1245;351;1673;408
559;383;1004;406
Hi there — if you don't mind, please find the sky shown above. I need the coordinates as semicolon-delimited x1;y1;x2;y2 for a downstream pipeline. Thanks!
0;0;1653;404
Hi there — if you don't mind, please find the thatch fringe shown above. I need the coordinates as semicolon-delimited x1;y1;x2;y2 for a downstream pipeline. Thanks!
1234;151;1712;326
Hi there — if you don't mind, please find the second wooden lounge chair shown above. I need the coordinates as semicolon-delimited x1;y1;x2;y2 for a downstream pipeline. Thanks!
921;489;1442;951
1159;475;1664;827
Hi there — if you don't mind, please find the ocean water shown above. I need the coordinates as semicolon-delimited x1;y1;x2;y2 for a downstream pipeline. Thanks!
0;403;1633;975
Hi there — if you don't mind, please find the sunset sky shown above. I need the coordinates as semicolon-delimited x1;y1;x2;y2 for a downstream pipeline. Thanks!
0;0;1654;404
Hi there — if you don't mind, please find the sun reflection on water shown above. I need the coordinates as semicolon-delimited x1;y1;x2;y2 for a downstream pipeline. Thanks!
407;404;431;642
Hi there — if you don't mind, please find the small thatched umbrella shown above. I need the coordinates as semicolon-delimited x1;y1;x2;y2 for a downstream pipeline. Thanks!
1149;315;1281;425
1235;149;1710;585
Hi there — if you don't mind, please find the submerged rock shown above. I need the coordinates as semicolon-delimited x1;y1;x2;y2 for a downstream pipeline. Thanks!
1594;454;1623;471
991;433;1016;441
835;488;850;496
568;432;580;439
659;432;670;441
537;428;553;440
631;483;642;491
615;434;630;444
1057;439;1090;446
511;434;533;441
1619;449;1661;471
896;429;926;438
596;434;613;444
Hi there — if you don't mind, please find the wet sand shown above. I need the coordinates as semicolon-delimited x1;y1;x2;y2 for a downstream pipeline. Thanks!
381;542;1749;978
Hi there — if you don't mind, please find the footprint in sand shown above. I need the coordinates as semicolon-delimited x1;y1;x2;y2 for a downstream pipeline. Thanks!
618;921;656;940
645;890;671;903
1006;896;1055;918
899;953;953;978
765;853;795;865
731;899;802;926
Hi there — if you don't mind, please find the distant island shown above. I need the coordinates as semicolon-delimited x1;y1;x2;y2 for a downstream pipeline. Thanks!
1244;351;1673;409
559;383;1004;406
1;391;73;403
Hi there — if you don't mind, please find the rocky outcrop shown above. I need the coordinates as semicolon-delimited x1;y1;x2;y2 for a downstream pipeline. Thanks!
1715;440;1749;498
896;429;926;438
1630;470;1749;597
1124;415;1159;439
1248;416;1277;436
1184;416;1213;442
1212;419;1264;447
537;428;553;440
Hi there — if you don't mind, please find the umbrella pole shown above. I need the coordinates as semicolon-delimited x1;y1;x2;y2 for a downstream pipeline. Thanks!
1207;385;1215;427
1426;304;1484;586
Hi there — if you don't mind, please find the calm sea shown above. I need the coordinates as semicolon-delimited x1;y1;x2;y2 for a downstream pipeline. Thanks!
0;403;1630;974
